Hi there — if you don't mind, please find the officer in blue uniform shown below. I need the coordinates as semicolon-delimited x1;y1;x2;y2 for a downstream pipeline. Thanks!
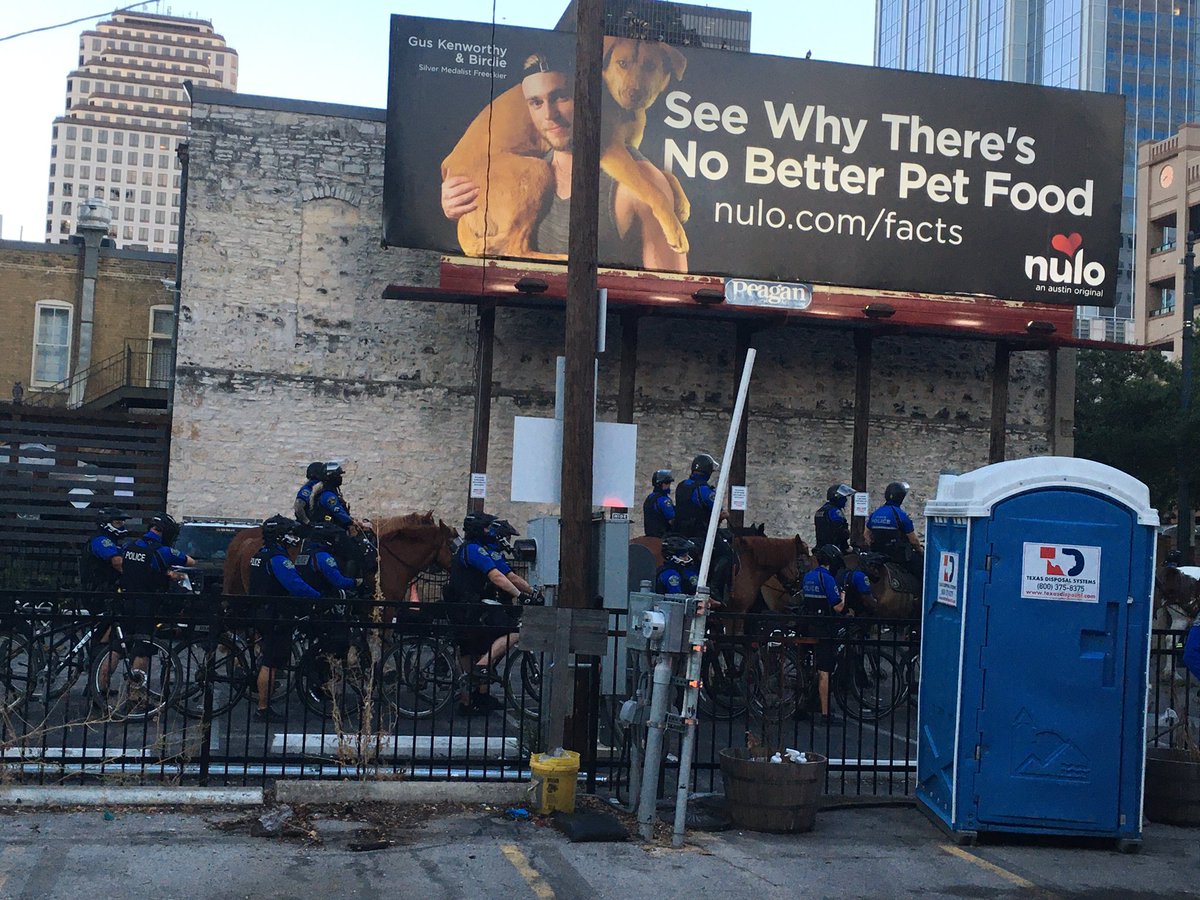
674;454;733;599
866;481;924;580
310;461;367;535
249;514;320;722
798;544;847;725
446;512;534;715
655;535;698;595
80;506;129;591
297;522;361;663
814;484;854;554
113;513;195;692
642;469;676;538
293;461;325;534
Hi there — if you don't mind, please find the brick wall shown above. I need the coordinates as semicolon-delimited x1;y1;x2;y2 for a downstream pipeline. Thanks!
171;93;1071;544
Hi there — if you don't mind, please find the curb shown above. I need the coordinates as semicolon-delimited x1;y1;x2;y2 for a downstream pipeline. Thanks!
0;787;264;807
275;780;534;805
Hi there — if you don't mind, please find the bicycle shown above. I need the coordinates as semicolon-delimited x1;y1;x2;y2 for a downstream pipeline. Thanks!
86;614;175;722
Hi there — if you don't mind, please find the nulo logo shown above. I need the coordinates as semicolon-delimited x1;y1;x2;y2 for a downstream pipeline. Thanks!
1024;232;1106;287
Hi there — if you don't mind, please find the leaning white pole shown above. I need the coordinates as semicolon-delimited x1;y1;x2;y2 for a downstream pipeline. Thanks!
673;348;756;848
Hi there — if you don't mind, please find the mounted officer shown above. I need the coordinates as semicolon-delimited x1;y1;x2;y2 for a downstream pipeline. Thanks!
297;522;359;599
642;469;675;538
865;481;924;584
445;511;534;716
309;461;364;533
674;454;732;600
80;506;129;591
814;483;854;554
249;514;320;722
293;461;325;535
655;535;698;596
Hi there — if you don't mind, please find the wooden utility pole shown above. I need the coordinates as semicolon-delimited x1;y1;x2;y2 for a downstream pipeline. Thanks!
556;0;604;751
851;330;873;547
989;342;1010;464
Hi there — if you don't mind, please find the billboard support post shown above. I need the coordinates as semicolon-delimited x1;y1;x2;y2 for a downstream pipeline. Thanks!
852;330;872;546
555;0;604;756
468;302;495;513
989;343;1011;464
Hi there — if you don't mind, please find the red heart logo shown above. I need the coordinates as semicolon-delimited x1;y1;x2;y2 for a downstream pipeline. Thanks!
1051;233;1082;257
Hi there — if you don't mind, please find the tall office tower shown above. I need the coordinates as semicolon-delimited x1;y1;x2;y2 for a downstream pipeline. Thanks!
557;0;751;51
875;1;1200;342
44;11;238;253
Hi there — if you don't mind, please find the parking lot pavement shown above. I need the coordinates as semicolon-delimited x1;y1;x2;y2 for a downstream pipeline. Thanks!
0;802;1196;899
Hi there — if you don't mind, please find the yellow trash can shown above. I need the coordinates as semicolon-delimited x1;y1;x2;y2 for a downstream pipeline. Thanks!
530;750;580;815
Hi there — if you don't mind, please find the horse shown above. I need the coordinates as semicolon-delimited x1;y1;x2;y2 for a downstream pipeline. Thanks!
223;512;457;602
841;549;923;621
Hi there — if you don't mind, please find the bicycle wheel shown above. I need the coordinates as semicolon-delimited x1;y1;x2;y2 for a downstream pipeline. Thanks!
746;647;799;720
295;643;363;725
88;638;174;722
383;636;457;719
0;631;39;715
699;644;748;720
503;650;541;719
836;647;903;721
38;623;95;701
170;632;251;718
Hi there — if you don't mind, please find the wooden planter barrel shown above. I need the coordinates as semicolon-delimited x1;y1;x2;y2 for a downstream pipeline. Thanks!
719;748;827;833
1145;747;1200;826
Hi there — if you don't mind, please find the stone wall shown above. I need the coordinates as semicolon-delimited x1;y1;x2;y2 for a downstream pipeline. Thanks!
171;90;1070;543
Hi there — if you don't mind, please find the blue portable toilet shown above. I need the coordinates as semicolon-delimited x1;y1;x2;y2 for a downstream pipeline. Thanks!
916;457;1157;847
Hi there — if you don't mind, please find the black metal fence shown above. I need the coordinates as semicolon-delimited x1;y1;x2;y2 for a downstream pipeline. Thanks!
0;590;1191;796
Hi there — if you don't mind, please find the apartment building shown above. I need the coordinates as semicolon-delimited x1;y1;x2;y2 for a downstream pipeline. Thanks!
44;10;237;253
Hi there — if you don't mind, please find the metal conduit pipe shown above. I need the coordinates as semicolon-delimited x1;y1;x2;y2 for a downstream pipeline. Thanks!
637;653;675;840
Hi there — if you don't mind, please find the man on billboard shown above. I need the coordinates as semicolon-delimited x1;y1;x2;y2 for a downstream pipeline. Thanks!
440;51;687;272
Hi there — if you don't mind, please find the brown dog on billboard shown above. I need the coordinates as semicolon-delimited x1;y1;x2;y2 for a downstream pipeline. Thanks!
439;36;689;268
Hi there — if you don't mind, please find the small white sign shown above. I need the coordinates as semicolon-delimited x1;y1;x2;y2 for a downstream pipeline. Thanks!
937;551;959;607
1021;542;1102;603
469;472;487;500
730;485;747;511
853;492;869;517
69;488;94;510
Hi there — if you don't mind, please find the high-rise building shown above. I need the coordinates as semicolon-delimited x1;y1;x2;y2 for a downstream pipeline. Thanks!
875;1;1200;343
556;0;751;51
45;11;237;253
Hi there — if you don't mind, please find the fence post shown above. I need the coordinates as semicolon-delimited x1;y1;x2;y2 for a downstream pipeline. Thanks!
196;599;219;786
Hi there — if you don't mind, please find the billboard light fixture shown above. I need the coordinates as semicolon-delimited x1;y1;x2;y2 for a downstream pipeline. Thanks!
692;288;725;304
1025;320;1056;335
863;303;896;319
515;277;549;294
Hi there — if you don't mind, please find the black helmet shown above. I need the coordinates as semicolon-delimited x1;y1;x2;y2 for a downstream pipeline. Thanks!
816;544;844;571
261;514;297;545
306;461;324;480
884;481;910;505
826;483;854;505
150;512;180;546
661;535;695;565
96;506;128;539
691;454;717;478
307;522;343;547
323;461;345;487
463;511;498;540
1166;550;1184;567
487;518;518;539
651;468;674;488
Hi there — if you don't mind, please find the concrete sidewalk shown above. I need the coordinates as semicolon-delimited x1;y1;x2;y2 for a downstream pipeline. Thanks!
0;801;1195;898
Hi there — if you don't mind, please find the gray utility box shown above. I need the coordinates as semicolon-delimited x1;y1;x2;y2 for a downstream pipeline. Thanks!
627;591;695;654
525;514;630;610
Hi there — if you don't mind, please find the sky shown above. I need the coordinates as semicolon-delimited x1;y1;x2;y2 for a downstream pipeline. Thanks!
0;0;875;242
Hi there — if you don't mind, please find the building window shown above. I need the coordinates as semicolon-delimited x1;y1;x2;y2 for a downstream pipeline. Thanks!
62;201;72;215
31;302;73;387
1150;281;1177;318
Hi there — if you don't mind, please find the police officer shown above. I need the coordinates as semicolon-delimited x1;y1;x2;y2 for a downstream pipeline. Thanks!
655;535;698;596
310;461;366;533
798;544;847;725
865;481;924;580
80;506;128;592
293;461;325;535
642;469;676;538
674;454;732;599
297;523;359;598
249;514;320;722
814;484;854;554
446;512;534;715
112;514;195;697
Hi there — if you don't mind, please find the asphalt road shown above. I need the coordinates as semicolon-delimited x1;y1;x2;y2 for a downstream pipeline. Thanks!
0;803;1195;899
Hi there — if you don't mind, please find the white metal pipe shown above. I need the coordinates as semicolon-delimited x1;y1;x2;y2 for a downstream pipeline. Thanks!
637;653;674;840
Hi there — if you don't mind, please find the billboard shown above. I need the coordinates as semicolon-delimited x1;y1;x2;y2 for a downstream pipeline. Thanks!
384;14;1124;307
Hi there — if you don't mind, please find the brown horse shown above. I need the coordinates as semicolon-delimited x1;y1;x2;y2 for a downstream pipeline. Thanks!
841;550;922;620
223;512;456;601
630;533;813;615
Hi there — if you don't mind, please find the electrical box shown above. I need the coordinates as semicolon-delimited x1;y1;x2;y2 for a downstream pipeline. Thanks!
916;457;1157;846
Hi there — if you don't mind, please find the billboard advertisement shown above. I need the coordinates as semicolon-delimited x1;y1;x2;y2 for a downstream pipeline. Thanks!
384;14;1124;307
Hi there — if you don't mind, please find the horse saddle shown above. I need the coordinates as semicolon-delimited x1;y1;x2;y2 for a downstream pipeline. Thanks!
883;562;922;596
